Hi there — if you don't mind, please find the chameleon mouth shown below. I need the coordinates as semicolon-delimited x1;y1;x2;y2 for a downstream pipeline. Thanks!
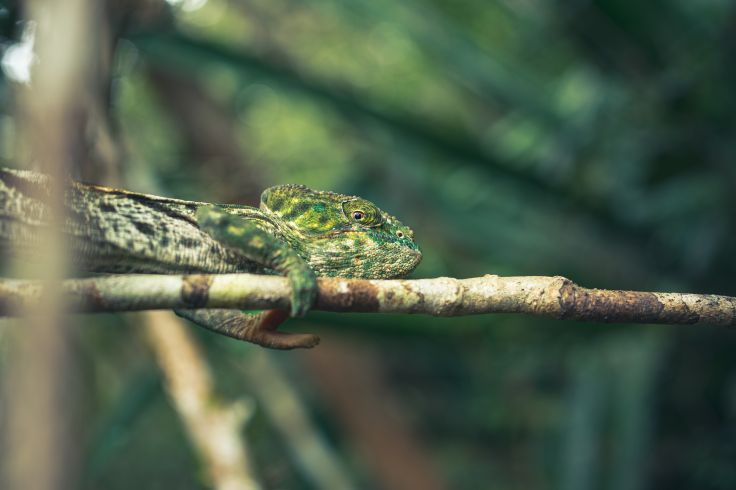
411;248;422;264
403;247;423;272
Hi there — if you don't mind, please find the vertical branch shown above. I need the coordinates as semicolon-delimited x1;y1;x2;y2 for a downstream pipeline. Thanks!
143;311;261;490
1;1;94;489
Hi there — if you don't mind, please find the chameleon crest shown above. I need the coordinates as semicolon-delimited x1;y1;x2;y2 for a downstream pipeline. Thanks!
260;184;421;279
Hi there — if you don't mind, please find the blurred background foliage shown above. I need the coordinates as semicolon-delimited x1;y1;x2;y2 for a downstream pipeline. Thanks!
1;0;736;489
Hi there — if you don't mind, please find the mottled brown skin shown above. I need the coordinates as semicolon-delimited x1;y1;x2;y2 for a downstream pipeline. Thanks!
0;168;422;347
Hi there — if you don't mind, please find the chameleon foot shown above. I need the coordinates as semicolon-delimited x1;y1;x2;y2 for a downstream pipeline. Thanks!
174;308;320;349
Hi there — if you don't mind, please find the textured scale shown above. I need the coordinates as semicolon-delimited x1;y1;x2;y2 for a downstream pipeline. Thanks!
0;168;421;280
259;184;421;279
0;168;255;273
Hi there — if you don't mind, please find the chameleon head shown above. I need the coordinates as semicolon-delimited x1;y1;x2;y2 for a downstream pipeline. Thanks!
260;184;421;279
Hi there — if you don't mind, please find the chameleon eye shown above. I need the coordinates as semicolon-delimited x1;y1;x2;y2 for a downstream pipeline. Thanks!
342;199;383;227
396;231;404;238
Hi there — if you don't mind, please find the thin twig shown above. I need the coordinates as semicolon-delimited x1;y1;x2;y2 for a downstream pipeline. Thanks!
0;274;733;326
143;311;261;490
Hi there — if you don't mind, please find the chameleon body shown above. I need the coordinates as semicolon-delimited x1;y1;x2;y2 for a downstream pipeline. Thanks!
0;167;421;347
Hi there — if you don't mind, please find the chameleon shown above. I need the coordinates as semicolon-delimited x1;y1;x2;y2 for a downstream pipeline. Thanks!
0;167;421;349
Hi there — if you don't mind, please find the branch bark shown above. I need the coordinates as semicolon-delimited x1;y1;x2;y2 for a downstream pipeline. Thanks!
1;274;733;327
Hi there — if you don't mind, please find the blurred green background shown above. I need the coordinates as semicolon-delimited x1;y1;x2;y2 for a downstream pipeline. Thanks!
1;0;736;489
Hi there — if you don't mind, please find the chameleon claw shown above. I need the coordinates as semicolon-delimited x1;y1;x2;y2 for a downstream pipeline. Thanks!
242;309;320;349
175;309;320;349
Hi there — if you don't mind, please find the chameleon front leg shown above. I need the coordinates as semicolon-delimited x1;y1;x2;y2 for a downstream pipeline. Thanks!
197;205;317;316
175;205;319;349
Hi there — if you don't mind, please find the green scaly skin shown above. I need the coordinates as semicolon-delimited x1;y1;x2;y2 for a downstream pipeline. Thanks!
200;184;422;315
0;169;422;345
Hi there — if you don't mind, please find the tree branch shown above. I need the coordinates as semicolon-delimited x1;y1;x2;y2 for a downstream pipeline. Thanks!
0;274;733;326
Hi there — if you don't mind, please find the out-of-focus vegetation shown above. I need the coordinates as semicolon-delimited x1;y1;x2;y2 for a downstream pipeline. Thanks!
1;0;736;489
